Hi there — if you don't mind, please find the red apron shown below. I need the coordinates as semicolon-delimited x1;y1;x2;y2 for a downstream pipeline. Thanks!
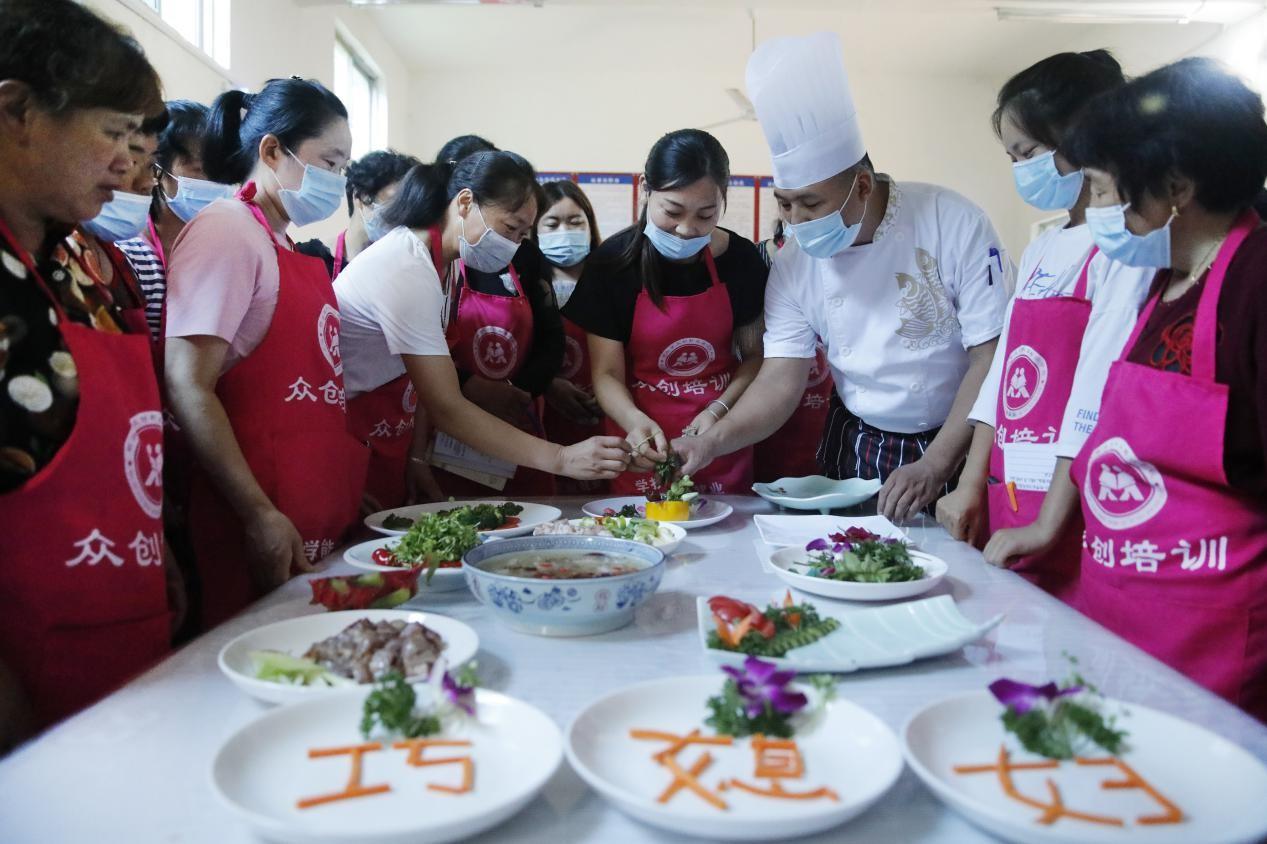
753;342;832;482
347;375;416;511
610;248;752;495
546;314;608;495
1071;211;1267;720
986;248;1095;603
188;185;368;626
0;218;169;727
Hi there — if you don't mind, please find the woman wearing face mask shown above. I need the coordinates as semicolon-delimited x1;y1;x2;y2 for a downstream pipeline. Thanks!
0;0;172;735
334;152;629;509
297;148;419;280
933;51;1154;602
1055;58;1267;719
535;179;606;493
163;78;368;627
151;100;226;254
564;129;768;494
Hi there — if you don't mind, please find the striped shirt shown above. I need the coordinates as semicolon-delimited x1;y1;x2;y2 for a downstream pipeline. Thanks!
116;237;166;340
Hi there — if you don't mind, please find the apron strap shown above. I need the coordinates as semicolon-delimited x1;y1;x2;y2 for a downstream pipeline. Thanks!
332;230;346;280
146;217;166;271
235;182;293;252
1071;245;1097;301
1191;209;1259;381
702;246;722;288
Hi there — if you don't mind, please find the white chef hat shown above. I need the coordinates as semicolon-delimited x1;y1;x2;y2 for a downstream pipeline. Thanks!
745;31;865;190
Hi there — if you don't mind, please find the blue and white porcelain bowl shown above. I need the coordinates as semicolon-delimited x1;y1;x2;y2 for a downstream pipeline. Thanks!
463;536;665;637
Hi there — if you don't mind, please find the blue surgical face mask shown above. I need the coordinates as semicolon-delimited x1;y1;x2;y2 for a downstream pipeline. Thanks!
1012;150;1084;211
164;174;232;223
82;190;152;242
644;220;710;260
539;229;591;267
552;278;577;308
787;175;866;259
269;149;347;227
1085;203;1172;268
362;202;392;243
460;201;521;272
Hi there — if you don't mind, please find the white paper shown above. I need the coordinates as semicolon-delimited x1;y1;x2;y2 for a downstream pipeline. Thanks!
429;431;516;480
722;176;756;241
1002;442;1058;491
577;174;635;243
757;177;779;243
752;514;907;549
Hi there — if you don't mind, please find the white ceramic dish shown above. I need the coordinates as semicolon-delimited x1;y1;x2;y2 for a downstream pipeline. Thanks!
902;690;1267;844
531;518;686;555
752;476;883;513
752;514;907;548
342;537;467;592
697;594;1002;673
765;546;948;602
212;686;562;844
565;675;903;840
581;496;733;530
218;610;479;706
364;500;562;538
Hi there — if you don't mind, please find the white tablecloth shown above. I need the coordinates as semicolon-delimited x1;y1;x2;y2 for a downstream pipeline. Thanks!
3;496;1265;843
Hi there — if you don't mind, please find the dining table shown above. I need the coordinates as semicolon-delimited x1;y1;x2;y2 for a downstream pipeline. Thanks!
3;495;1265;843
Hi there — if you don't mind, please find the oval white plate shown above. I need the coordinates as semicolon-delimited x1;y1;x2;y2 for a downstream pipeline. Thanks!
342;538;467;592
212;686;562;844
531;519;686;555
752;476;883;513
581;496;733;530
364;500;562;538
903;690;1267;844
565;675;903;840
218;610;479;706
767;546;948;601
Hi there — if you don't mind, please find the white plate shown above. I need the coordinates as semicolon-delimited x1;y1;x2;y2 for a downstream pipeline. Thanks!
765;546;948;602
212;686;562;844
565;675;903;840
752;514;907;548
902;690;1267;844
218;610;480;706
697;594;1002;673
581;496;734;530
342;537;467;592
364;500;562;538
752;476;882;513
531;518;687;555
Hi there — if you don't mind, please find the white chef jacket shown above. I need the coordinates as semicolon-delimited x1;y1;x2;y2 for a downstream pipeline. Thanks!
967;222;1154;458
763;178;1012;434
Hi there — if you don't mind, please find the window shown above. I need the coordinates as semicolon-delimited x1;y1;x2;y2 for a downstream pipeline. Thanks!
334;36;383;161
141;0;230;67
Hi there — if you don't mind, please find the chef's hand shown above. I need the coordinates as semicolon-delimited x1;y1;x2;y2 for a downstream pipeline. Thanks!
935;484;986;547
983;523;1057;568
558;436;632;480
463;376;532;424
546;378;601;425
878;457;951;524
243;506;313;593
405;458;445;504
671;433;717;477
624;421;668;473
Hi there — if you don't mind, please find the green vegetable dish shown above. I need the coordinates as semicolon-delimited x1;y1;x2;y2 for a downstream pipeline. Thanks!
390;512;481;582
706;594;841;658
802;527;925;583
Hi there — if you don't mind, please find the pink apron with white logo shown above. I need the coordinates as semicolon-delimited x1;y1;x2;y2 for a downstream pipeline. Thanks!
1071;211;1267;720
610;248;752;495
987;248;1096;603
753;342;832;482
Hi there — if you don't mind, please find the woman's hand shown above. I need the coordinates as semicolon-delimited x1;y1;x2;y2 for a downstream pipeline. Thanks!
682;407;721;438
556;436;631;480
546;378;601;425
983;523;1058;568
935;483;986;547
242;506;312;593
462;376;532;424
623;420;668;472
405;458;445;504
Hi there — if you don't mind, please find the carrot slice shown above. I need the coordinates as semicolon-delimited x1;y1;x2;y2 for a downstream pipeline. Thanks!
427;757;474;795
297;743;392;809
659;754;727;810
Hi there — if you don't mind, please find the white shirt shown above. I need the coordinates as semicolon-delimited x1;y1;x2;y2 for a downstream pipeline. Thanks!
763;178;1012;434
334;226;450;398
966;222;1154;458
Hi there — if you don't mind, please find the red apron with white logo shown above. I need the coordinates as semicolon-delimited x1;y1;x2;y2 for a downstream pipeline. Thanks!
610;248;752;495
1071;211;1267;720
986;248;1095;603
0;217;169;727
188;185;368;626
439;228;555;496
546;315;607;495
753;342;832;482
347;375;416;511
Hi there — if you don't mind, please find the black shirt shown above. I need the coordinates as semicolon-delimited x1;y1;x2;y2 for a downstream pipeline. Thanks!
296;237;338;279
563;226;768;344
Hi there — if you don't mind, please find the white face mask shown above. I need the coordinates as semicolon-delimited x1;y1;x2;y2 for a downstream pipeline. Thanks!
268;149;346;227
459;201;520;272
164;174;233;223
82;190;152;242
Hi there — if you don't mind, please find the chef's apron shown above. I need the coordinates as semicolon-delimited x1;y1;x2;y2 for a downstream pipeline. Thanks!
753;342;832;482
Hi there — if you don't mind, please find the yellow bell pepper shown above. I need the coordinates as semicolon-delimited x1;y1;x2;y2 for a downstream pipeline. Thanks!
645;499;690;522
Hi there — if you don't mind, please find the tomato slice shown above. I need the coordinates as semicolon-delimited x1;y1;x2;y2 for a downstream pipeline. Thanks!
708;595;757;623
499;516;521;530
370;547;398;566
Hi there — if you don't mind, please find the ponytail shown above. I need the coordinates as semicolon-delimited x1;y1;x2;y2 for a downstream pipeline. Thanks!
380;150;537;231
203;89;250;184
379;161;453;229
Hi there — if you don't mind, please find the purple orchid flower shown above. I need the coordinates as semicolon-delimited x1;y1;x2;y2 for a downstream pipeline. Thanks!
805;538;846;554
722;656;808;718
989;678;1083;714
442;671;476;715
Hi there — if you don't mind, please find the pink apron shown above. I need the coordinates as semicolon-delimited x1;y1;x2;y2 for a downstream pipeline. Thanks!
987;248;1096;603
610;248;752;495
546;315;607;495
1071;210;1267;720
753;342;832;482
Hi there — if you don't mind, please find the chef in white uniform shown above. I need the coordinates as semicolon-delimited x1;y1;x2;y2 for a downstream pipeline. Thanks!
674;31;1012;521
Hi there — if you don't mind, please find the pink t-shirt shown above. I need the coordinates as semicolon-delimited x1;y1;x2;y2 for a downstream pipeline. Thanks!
164;197;288;371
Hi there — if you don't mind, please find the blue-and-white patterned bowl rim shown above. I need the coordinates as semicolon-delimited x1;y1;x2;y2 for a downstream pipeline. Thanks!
462;535;665;585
